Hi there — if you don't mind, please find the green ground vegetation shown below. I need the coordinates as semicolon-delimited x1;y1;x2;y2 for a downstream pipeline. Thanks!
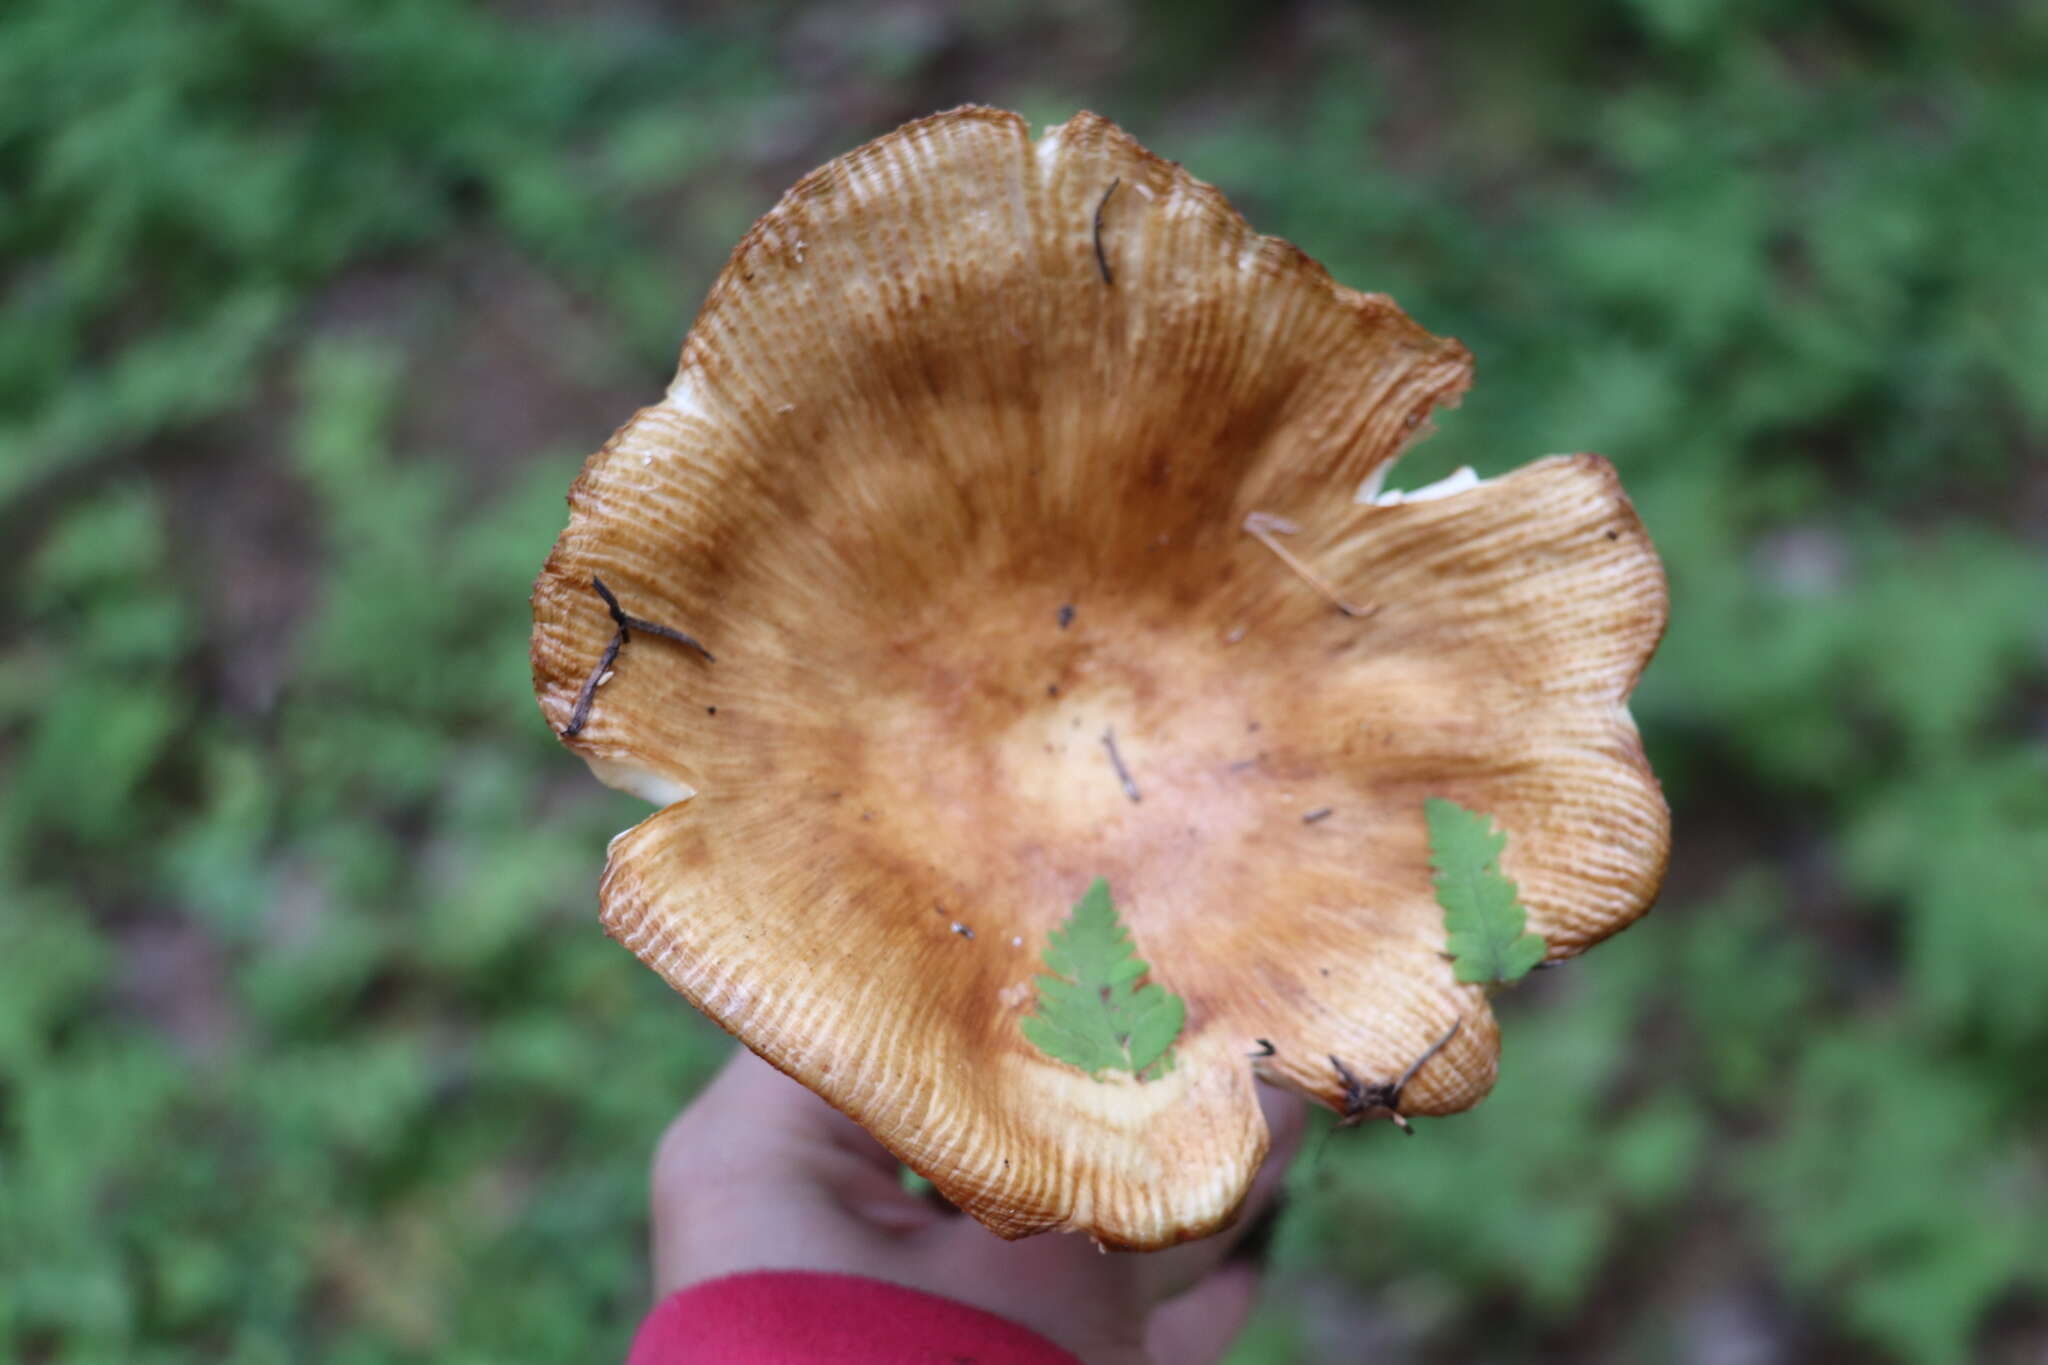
2;2;2044;1361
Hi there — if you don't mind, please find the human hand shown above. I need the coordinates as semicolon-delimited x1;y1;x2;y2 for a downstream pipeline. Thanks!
649;1047;1307;1365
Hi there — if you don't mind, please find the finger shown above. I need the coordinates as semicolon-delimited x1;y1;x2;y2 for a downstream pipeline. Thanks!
1145;1264;1261;1365
1254;1077;1311;1173
1242;1077;1309;1241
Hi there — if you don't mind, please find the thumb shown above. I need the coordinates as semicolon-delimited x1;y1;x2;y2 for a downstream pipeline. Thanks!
1145;1264;1261;1365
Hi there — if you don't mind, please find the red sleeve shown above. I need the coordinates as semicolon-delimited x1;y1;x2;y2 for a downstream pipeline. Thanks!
625;1270;1083;1364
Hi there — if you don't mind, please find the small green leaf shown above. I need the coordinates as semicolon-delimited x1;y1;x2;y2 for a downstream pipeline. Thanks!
1021;878;1185;1078
1426;798;1548;984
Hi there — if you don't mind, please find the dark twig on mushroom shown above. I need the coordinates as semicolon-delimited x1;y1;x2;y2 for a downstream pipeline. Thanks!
595;575;716;662
1302;806;1334;824
1243;511;1378;618
562;576;714;737
1100;726;1142;803
1331;1017;1463;1134
1093;178;1120;285
621;614;715;661
561;629;625;738
1249;1038;1277;1058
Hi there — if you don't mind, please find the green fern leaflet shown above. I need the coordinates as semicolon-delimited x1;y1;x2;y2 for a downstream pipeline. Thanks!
1426;798;1549;984
1021;878;1184;1080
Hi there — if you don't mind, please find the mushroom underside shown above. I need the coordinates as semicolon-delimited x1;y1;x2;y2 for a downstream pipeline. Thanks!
528;106;1669;1248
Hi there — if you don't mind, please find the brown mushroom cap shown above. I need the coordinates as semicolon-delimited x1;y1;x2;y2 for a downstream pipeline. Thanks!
530;108;1669;1249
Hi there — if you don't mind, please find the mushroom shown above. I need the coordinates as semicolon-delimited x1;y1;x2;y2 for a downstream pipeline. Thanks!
529;108;1669;1250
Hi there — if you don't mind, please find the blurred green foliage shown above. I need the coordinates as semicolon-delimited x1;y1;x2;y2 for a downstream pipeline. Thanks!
2;1;2043;1362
